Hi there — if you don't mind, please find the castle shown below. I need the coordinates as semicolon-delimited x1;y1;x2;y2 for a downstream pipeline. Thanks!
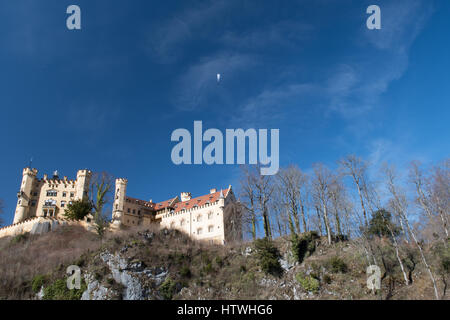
0;168;241;244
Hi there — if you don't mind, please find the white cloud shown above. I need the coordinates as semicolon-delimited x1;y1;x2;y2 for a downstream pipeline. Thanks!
172;53;257;111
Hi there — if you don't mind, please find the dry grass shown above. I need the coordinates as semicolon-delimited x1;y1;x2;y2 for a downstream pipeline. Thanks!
0;225;103;299
0;225;448;300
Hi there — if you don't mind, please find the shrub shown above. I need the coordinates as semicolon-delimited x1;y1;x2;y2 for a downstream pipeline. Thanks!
64;200;93;221
180;266;192;278
291;231;319;263
159;278;177;300
74;255;86;267
323;274;332;284
254;238;283;276
172;252;187;265
215;256;224;267
433;241;450;274
43;278;86;300
203;262;214;274
10;232;29;245
295;273;320;293
367;209;401;239
31;275;47;293
327;256;348;273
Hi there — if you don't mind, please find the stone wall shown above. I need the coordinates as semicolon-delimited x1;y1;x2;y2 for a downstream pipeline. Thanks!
0;217;92;239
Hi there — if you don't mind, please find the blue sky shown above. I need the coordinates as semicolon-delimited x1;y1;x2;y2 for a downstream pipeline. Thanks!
0;0;449;226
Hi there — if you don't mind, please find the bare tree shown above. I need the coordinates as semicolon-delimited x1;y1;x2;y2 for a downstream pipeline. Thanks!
384;165;440;299
410;161;448;246
328;173;346;236
311;163;333;244
223;200;244;243
239;165;274;239
254;169;274;239
270;186;290;237
339;155;370;229
276;165;309;235
275;167;297;235
430;160;450;241
239;166;258;240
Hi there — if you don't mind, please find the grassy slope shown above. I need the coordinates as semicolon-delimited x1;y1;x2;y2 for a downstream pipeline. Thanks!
0;225;447;300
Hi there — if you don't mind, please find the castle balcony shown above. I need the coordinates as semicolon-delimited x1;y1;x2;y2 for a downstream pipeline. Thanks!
42;203;58;218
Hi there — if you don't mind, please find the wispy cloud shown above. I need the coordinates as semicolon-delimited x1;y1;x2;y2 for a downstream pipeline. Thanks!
172;53;257;111
230;0;433;129
146;0;231;63
362;0;434;52
220;20;314;51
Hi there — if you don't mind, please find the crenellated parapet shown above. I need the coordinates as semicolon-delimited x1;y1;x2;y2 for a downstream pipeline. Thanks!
12;167;93;225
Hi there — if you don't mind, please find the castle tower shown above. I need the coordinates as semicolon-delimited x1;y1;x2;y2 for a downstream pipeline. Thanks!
13;167;38;224
75;169;92;201
111;178;127;228
180;192;192;202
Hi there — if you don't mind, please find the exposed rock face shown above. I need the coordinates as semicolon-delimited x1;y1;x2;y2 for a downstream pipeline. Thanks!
81;274;115;300
30;219;67;235
81;250;168;300
36;286;44;300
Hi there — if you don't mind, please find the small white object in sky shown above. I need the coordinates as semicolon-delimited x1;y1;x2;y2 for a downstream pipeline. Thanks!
217;73;221;83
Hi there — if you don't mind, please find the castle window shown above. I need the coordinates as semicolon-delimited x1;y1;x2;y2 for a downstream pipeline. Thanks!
197;228;203;235
44;200;56;206
197;214;202;222
46;190;57;197
208;212;213;219
180;219;185;226
70;192;74;197
31;200;36;207
208;225;214;232
127;208;130;213
63;192;67;197
61;201;66;208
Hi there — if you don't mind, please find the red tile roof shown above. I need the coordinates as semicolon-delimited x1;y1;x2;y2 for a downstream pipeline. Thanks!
155;197;178;210
124;186;232;215
172;187;231;213
125;196;156;209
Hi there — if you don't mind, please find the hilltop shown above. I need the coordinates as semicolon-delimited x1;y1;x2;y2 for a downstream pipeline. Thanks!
0;225;447;300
